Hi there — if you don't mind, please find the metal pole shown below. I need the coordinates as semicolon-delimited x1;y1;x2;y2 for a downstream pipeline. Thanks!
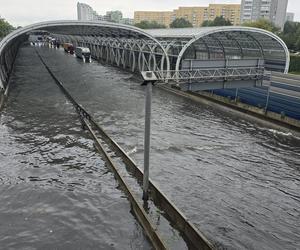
265;86;270;113
235;88;239;102
143;81;152;201
0;89;4;110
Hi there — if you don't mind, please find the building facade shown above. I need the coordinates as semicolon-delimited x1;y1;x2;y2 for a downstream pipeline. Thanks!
134;11;173;27
240;0;288;29
77;2;133;24
77;2;102;21
134;4;241;27
286;12;295;22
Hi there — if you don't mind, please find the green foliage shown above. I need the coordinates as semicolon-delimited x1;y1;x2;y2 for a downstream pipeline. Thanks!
289;55;300;73
202;16;232;27
0;17;14;38
296;39;300;50
243;19;280;33
280;21;300;51
134;20;166;29
242;19;300;52
280;33;297;50
170;18;193;28
201;20;214;27
283;21;299;34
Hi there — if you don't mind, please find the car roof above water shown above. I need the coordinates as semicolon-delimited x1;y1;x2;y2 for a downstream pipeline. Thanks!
76;47;90;53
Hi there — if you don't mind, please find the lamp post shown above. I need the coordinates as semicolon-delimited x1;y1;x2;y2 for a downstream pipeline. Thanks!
141;71;157;201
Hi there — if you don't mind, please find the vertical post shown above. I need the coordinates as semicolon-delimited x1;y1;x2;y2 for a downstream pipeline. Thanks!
265;86;271;113
188;81;192;91
235;88;239;102
0;88;4;110
143;81;152;201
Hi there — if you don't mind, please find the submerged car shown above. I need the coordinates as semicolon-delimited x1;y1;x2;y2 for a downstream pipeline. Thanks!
63;43;74;54
75;47;91;62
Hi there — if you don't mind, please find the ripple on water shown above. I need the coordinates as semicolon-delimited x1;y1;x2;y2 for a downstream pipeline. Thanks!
1;45;300;250
0;46;151;249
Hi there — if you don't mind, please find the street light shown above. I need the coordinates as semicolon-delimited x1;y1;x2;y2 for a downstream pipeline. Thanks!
141;71;157;201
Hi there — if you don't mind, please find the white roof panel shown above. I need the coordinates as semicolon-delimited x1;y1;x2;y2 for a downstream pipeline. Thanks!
146;26;279;39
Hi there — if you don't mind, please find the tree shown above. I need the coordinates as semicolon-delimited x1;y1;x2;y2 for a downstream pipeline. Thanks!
170;18;193;28
283;21;299;34
0;17;14;38
243;19;300;51
281;33;298;50
243;19;280;33
202;16;232;27
201;20;214;27
276;21;300;51
134;20;166;29
295;37;300;51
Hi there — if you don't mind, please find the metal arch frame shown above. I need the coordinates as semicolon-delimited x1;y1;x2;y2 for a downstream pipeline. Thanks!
137;41;159;72
147;43;159;71
173;26;290;74
160;40;177;71
92;38;164;71
197;37;211;60
218;32;244;59
242;32;265;58
208;34;226;59
138;43;150;72
68;36;163;72
0;20;170;91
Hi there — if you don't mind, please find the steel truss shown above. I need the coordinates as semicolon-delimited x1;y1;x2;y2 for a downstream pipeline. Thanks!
0;21;169;92
0;21;290;93
147;27;289;73
55;35;165;73
153;66;266;83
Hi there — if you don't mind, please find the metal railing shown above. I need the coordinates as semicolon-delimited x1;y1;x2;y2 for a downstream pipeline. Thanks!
153;66;267;83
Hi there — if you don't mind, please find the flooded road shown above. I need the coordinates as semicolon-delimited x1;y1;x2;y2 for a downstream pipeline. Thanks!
0;46;151;249
1;45;300;249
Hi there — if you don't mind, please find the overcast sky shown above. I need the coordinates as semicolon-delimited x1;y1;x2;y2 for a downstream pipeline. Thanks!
0;0;299;27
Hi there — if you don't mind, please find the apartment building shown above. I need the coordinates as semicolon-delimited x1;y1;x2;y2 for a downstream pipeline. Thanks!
134;11;173;27
77;2;134;24
286;12;295;22
77;2;100;21
134;4;241;27
241;0;288;29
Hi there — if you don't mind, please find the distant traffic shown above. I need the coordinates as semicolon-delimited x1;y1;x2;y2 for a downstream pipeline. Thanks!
28;31;91;63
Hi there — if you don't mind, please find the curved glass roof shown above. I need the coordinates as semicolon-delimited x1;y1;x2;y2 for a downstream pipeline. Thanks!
0;20;167;90
0;22;290;92
146;26;290;73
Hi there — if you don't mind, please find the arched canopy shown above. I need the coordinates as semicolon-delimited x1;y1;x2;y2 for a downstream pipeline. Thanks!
0;23;290;92
0;20;169;91
147;26;290;74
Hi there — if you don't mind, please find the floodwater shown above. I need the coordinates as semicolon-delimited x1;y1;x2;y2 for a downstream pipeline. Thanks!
1;45;299;250
0;46;151;250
